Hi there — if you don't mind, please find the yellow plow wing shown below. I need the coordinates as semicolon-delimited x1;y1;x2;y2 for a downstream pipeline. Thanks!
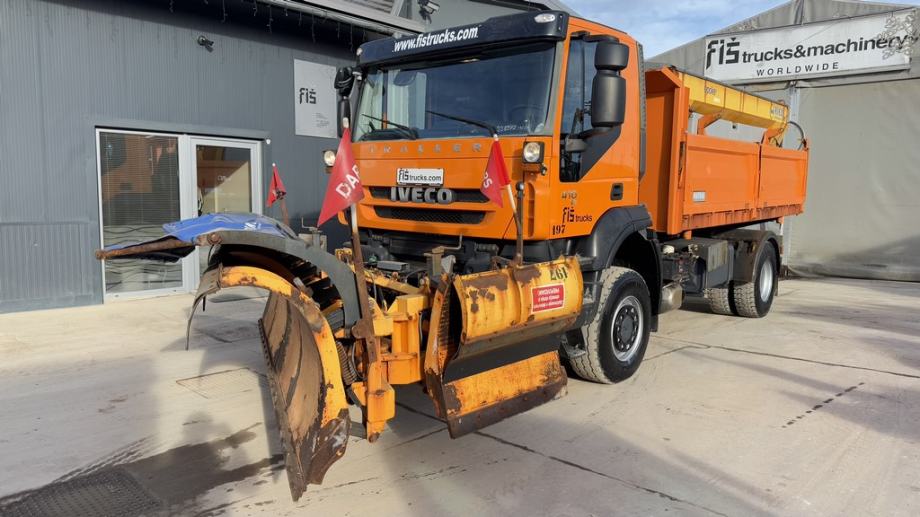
194;265;350;501
424;257;583;437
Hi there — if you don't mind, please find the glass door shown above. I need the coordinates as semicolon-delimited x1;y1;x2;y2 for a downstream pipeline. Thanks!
188;137;262;281
98;131;261;298
98;130;189;297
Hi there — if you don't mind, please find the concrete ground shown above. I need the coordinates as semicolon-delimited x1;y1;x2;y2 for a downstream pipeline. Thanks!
0;277;918;516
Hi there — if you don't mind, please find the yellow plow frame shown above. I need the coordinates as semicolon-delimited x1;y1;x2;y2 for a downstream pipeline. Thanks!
97;228;584;499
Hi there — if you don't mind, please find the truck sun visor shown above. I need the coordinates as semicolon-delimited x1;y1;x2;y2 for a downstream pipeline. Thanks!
357;11;569;66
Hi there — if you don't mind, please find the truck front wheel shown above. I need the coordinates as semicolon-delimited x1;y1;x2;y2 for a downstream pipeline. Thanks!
571;267;652;384
732;241;778;318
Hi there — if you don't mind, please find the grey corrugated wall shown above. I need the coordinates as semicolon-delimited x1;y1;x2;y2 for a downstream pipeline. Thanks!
787;80;920;281
0;0;369;312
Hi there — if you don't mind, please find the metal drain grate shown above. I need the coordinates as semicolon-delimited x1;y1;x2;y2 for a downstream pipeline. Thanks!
0;468;162;517
176;367;267;399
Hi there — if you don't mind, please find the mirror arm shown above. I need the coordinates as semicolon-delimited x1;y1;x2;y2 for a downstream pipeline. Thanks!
564;136;588;153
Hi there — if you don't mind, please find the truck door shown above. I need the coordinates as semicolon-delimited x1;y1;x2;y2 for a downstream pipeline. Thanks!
551;34;639;239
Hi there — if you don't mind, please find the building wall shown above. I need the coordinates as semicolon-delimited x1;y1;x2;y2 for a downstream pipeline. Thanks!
0;0;368;312
788;79;920;281
0;0;556;312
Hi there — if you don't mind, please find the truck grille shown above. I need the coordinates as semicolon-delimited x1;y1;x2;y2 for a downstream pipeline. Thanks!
369;187;489;203
373;206;486;225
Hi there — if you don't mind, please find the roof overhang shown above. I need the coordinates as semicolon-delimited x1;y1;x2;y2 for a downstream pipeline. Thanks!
259;0;425;36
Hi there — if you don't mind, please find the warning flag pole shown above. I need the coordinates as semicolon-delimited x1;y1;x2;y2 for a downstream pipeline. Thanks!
267;163;291;228
493;134;524;264
278;194;291;229
339;116;389;442
497;134;517;215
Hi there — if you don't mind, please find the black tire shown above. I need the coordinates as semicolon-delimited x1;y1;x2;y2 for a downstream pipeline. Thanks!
570;267;652;384
705;287;735;315
732;241;778;318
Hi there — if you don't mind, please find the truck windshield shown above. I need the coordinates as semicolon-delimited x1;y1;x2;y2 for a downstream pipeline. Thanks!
353;42;556;141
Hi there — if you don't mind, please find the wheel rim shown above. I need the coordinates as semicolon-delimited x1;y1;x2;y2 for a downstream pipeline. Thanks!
610;295;644;362
758;259;774;302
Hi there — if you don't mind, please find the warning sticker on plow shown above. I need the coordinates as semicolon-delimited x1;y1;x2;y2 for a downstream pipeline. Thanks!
531;283;565;313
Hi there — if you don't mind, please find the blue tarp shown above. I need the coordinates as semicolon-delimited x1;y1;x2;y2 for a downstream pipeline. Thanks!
162;213;290;242
100;213;292;261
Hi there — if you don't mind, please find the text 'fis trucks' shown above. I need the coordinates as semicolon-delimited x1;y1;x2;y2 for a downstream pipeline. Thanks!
99;11;808;499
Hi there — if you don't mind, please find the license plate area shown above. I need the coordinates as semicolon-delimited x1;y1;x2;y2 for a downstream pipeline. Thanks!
397;168;444;186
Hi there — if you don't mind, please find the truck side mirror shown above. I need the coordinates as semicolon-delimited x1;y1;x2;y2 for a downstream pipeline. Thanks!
337;97;351;138
595;41;629;71
335;67;355;137
590;42;629;128
334;66;355;96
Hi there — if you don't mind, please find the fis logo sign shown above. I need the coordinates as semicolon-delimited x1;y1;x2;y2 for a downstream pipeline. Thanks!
298;88;317;105
706;37;740;69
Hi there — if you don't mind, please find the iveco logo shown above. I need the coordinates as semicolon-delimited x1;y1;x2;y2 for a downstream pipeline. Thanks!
390;186;455;204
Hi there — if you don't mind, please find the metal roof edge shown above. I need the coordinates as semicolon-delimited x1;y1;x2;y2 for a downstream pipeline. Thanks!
260;0;426;35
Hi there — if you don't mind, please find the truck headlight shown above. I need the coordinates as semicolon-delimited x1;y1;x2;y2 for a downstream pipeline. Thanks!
522;142;544;164
322;149;336;167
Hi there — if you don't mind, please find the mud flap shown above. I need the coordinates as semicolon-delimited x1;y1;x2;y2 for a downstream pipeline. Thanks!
193;265;350;501
424;258;582;438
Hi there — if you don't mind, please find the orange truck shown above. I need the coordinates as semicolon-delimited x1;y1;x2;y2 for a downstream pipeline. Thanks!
99;10;807;499
339;11;807;375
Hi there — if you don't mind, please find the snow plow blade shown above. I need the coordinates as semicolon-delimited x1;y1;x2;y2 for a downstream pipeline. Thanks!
194;265;351;501
424;257;583;437
95;215;359;501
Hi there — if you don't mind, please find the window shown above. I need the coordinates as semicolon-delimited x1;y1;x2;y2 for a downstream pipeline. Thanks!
560;38;598;182
97;130;262;297
99;131;183;294
353;43;556;141
560;39;598;136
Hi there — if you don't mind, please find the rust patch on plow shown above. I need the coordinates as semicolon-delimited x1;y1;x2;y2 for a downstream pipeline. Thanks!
464;272;510;292
511;263;543;284
305;408;351;484
94;237;192;260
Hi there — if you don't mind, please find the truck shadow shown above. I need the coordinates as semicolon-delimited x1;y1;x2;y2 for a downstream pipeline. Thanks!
359;387;776;517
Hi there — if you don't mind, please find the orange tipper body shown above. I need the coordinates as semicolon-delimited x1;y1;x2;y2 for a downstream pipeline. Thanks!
641;68;808;235
97;9;809;502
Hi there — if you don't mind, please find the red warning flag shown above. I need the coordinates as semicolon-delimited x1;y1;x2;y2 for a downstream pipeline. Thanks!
318;128;365;226
480;139;511;207
266;163;287;208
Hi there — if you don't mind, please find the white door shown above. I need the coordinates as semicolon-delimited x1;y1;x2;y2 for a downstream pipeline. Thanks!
185;136;262;285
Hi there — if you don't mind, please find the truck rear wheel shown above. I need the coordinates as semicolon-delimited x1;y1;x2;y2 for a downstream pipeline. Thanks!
571;267;651;384
732;241;778;318
705;287;735;315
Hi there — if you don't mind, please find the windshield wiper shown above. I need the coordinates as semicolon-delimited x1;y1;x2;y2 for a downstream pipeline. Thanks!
360;114;418;140
426;110;497;137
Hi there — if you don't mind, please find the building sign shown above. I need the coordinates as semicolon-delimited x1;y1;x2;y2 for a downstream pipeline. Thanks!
294;59;337;138
704;10;917;82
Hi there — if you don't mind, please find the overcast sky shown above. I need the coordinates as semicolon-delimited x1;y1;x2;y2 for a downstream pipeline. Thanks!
564;0;920;57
